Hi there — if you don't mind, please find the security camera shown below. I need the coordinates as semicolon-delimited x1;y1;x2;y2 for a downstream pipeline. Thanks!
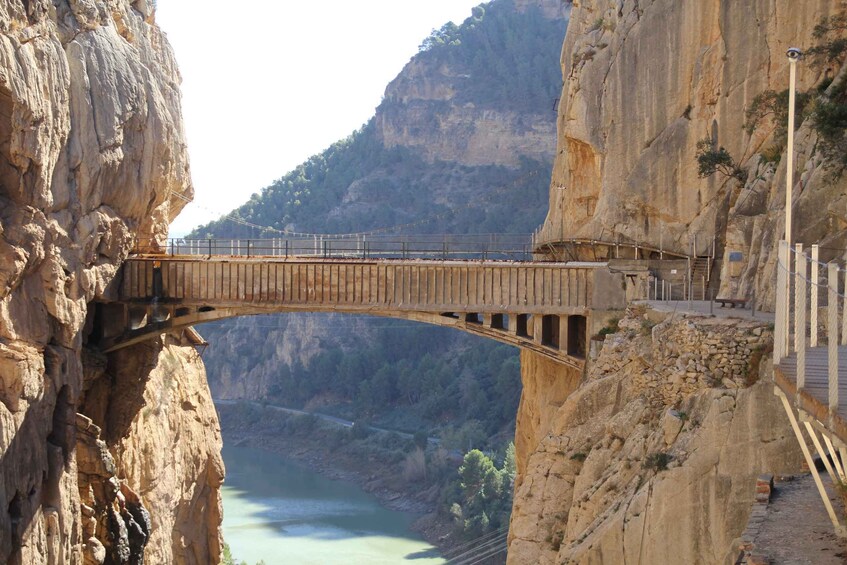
787;47;802;61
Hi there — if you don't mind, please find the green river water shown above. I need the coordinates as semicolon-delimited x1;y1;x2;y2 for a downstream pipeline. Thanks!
221;444;446;565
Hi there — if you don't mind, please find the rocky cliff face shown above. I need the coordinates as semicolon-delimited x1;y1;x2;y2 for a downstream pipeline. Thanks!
508;309;804;563
535;0;846;305
0;1;222;563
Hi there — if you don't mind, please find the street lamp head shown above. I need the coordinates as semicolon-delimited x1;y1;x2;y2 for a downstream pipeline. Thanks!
787;47;803;62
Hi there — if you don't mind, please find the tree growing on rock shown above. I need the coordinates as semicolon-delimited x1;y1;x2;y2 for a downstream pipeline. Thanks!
695;137;747;185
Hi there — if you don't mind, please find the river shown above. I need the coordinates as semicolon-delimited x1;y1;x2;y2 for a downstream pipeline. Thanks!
221;444;446;565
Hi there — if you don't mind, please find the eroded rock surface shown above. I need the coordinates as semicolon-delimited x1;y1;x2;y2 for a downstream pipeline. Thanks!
536;0;847;306
0;1;222;563
508;309;804;564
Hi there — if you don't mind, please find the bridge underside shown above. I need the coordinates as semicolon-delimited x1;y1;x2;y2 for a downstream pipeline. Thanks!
97;301;590;370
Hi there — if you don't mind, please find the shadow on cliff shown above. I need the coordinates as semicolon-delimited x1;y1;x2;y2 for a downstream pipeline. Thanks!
0;369;72;563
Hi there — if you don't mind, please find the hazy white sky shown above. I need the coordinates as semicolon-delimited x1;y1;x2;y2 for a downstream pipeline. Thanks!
157;1;484;236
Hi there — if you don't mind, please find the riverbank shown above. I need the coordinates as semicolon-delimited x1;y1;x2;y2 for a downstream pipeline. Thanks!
216;401;463;554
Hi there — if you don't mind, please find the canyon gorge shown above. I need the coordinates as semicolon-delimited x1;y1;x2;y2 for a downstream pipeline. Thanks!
2;0;847;563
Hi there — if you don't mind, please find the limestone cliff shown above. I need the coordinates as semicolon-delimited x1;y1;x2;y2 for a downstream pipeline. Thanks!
508;309;803;563
535;0;846;305
0;1;222;563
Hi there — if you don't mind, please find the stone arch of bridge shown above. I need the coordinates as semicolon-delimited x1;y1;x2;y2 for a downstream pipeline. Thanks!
97;302;587;371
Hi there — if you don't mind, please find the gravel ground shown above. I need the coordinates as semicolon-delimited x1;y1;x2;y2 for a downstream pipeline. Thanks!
754;474;847;564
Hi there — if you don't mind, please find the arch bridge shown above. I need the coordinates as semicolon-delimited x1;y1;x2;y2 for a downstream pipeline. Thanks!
98;238;627;370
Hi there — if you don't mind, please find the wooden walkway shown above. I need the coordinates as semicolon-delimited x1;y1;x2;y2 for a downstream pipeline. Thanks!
775;346;847;443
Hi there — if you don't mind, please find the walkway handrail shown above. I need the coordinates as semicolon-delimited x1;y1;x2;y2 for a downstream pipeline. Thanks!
132;234;535;261
531;230;717;261
773;239;847;536
774;240;847;415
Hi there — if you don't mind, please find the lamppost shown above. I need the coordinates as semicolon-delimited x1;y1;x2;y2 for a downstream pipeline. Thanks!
785;47;802;244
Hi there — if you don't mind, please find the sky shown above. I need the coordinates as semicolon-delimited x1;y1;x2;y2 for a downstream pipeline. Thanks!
156;1;485;236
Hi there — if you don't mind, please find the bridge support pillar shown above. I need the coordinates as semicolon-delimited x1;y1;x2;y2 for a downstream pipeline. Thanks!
559;315;569;353
533;315;543;346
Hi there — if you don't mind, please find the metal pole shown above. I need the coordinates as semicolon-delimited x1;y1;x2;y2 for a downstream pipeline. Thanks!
786;49;801;245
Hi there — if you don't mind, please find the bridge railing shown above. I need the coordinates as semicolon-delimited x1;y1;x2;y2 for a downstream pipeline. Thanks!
133;234;535;261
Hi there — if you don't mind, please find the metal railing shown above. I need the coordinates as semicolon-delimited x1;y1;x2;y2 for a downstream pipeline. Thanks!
648;274;708;302
133;233;536;261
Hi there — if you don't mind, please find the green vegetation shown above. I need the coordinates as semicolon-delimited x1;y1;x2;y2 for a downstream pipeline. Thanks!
597;317;619;338
203;318;522;442
446;446;516;537
415;1;565;113
222;542;265;565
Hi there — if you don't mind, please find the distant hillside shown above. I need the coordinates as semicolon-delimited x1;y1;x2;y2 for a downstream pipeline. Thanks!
190;0;569;446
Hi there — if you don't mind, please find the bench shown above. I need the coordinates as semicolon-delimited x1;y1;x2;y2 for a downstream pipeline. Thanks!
715;298;747;309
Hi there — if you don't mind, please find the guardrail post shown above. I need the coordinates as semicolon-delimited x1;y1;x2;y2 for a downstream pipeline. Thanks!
796;243;806;390
775;241;786;363
812;245;820;346
247;239;251;258
169;239;174;256
842;266;847;346
285;239;289;258
829;261;839;415
207;238;212;258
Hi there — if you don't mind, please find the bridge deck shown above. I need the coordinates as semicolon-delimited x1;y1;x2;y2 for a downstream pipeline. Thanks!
775;346;847;443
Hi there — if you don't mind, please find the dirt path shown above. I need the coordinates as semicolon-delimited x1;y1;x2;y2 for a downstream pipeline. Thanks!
753;474;847;564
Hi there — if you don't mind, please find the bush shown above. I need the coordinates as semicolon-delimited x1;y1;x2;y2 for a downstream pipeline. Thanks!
643;452;672;472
